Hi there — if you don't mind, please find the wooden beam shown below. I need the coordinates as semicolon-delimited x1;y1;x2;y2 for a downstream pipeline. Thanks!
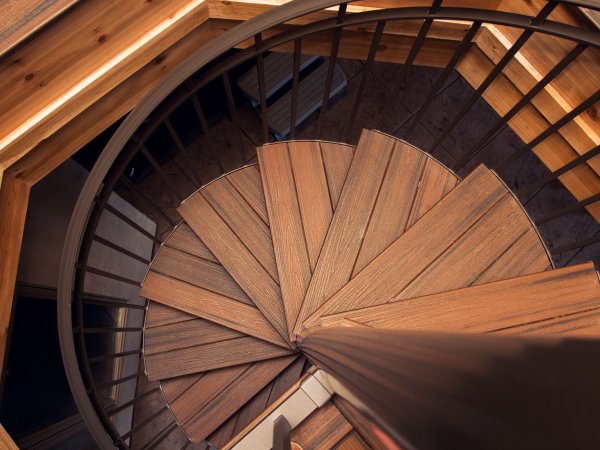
0;423;18;450
6;20;215;186
0;0;80;57
0;174;29;377
458;32;600;221
0;0;209;171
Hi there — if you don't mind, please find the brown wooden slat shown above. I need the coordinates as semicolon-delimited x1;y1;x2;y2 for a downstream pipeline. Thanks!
294;130;396;335
296;130;459;335
169;365;250;426
303;165;508;328
141;272;288;347
320;263;600;332
161;373;203;404
184;356;296;443
163;223;218;264
151;245;252;305
474;227;551;284
226;166;269;223
258;142;313;339
146;335;293;380
290;401;353;450
496;308;600;336
352;139;427;276
320;142;354;210
178;173;288;342
207;412;239;449
394;194;531;300
145;302;194;329
144;317;243;355
405;155;459;228
336;431;371;450
201;175;278;280
232;355;306;437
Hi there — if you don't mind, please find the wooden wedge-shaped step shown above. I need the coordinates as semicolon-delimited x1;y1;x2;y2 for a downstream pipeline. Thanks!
142;272;288;348
258;141;354;339
303;164;549;329
294;130;459;335
142;223;288;346
319;263;600;333
177;166;289;342
182;356;297;443
144;317;293;380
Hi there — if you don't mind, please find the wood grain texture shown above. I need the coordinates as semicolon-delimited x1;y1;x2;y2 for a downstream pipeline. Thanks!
144;316;243;355
145;302;195;328
294;130;396;335
337;431;371;450
0;0;210;171
352;138;427;276
227;165;269;223
0;176;29;376
474;227;552;284
146;335;293;380
320;263;600;332
207;412;239;449
258;142;312;339
304;165;508;327
169;364;249;425
394;193;531;300
259;141;354;338
151;245;251;304
184;356;296;443
296;131;459;335
165;223;219;263
290;401;353;450
142;272;288;347
178;170;288;342
161;372;203;404
320;141;354;210
232;355;306;436
495;308;600;336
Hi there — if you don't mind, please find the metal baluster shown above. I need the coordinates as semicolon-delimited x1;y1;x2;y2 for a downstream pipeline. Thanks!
223;72;248;162
316;3;347;137
403;21;482;138
290;39;302;139
497;89;600;170
89;349;142;363
82;265;141;286
428;1;558;154
92;235;151;265
535;192;600;224
342;21;386;141
518;144;600;196
457;43;588;170
255;33;270;143
119;175;176;227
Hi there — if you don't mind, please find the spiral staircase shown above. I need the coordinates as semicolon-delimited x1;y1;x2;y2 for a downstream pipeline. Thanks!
0;0;588;449
133;129;600;448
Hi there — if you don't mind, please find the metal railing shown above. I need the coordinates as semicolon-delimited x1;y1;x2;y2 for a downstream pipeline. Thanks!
57;1;600;448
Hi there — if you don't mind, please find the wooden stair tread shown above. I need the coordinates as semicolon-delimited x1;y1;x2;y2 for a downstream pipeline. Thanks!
295;130;459;335
319;263;600;332
258;141;354;339
145;334;293;380
182;356;297;443
290;401;354;450
141;272;288;347
166;223;219;264
303;164;537;328
495;308;600;336
178;166;289;343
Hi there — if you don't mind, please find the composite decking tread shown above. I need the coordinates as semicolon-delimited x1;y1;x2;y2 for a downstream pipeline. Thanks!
151;245;252;305
183;356;296;443
297;130;463;332
178;167;288;343
319;263;600;332
495;308;600;336
258;141;354;338
141;272;288;347
303;165;518;327
145;334;293;380
145;302;195;329
144;315;244;355
165;223;219;264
